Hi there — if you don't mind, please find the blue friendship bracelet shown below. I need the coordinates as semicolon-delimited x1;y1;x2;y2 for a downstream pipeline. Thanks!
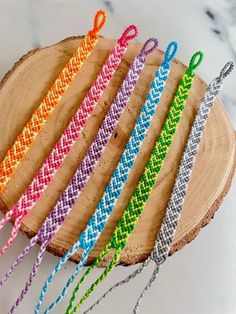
35;41;178;314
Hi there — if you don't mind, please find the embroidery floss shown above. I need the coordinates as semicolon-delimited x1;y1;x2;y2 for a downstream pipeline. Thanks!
66;51;204;314
83;61;234;314
1;38;158;314
0;10;106;192
0;24;138;257
35;41;178;314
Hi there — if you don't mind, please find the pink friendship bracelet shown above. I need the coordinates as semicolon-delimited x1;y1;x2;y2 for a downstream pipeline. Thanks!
2;38;158;314
0;25;138;258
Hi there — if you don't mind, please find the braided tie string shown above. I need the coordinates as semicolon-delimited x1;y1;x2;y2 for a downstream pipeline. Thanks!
0;236;38;287
0;10;106;193
4;38;158;314
66;51;204;314
0;25;138;258
35;41;176;314
83;61;234;314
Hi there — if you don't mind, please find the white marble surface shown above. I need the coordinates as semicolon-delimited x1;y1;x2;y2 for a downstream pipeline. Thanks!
0;0;235;313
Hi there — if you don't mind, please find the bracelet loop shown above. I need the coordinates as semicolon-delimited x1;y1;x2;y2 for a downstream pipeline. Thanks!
164;41;178;63
140;38;158;57
188;51;204;73
118;25;139;46
219;61;234;80
89;10;107;37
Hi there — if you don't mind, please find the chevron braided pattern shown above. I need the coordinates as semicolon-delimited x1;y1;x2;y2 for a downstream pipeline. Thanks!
67;52;204;313
82;61;234;314
133;61;234;314
110;70;195;251
12;24;137;220
0;21;101;192
0;27;135;259
5;40;156;314
34;41;176;314
0;12;110;259
150;64;234;265
13;40;127;217
36;53;146;245
79;46;174;251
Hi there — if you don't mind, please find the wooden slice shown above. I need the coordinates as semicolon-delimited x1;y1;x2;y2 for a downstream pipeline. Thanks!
0;37;235;266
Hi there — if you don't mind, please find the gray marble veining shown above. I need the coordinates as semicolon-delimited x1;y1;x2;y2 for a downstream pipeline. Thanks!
205;0;236;118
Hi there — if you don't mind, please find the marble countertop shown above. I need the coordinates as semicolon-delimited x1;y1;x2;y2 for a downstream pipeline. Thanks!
0;0;235;313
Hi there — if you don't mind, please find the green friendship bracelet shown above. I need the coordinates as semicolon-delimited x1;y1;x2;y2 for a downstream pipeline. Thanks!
66;51;204;314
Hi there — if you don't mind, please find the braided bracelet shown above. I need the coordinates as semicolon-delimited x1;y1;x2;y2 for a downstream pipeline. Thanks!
35;41;178;314
66;51;204;314
83;61;234;314
0;38;158;314
0;10;106;192
0;25;138;258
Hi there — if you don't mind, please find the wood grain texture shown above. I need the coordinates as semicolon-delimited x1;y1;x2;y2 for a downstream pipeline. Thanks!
0;37;235;266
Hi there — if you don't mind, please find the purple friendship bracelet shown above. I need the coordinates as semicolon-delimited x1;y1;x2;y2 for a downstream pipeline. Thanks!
3;38;158;313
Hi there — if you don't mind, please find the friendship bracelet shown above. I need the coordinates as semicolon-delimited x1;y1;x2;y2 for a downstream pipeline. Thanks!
0;10;106;192
66;51;204;314
35;41;177;314
2;38;158;314
0;25;138;258
83;61;234;314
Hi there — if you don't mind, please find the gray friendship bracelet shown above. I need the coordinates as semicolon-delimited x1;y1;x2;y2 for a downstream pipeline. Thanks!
83;61;234;314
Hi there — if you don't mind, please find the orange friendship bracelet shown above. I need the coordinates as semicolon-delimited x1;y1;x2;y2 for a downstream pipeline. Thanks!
0;9;107;192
